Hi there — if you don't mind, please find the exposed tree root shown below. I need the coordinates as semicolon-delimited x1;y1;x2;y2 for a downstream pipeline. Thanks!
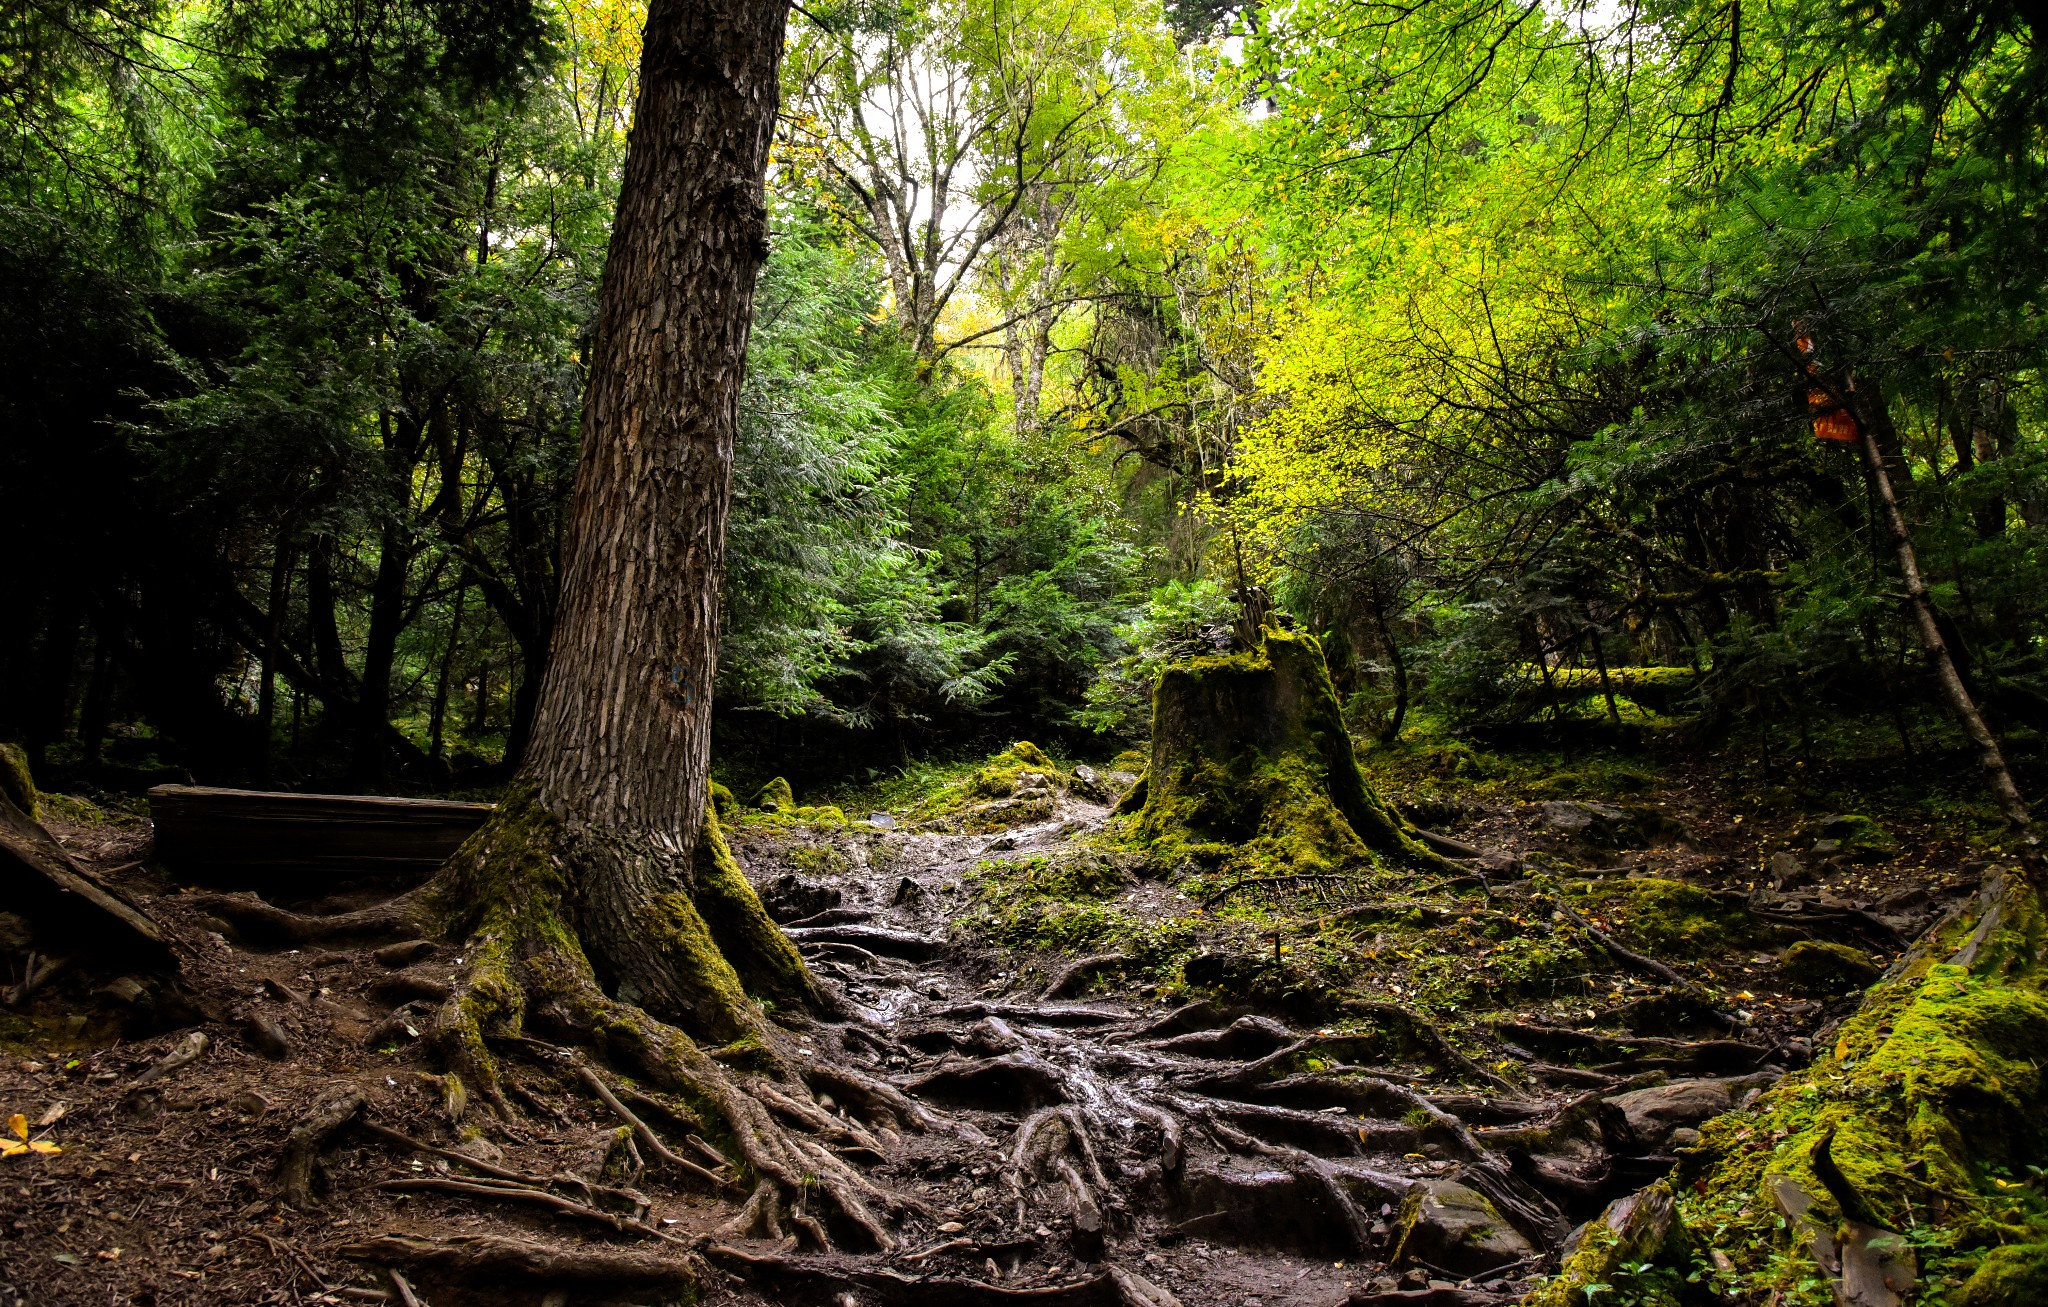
704;1242;1187;1305
280;1085;365;1208
341;1232;702;1289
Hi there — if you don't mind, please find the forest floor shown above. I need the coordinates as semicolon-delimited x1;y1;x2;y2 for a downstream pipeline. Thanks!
0;739;1995;1307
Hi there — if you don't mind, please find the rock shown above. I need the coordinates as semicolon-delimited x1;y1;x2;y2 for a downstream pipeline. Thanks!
1600;1078;1763;1151
1069;766;1112;803
1876;885;1929;915
1781;940;1881;994
1528;1182;1689;1307
1392;1179;1538;1274
892;876;923;905
866;812;896;830
1796;813;1896;862
757;873;841;923
1769;851;1814;890
751;776;795;812
1540;801;1688;849
709;780;737;819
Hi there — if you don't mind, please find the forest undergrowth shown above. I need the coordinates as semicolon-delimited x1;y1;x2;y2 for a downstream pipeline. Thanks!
5;712;2038;1307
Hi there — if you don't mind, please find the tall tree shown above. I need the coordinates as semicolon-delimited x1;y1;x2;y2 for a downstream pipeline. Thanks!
206;0;913;1246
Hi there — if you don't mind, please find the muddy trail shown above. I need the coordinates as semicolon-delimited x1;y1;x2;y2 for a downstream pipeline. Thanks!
0;772;1970;1307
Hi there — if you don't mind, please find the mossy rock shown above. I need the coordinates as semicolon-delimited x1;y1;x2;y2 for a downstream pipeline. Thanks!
1675;872;2048;1300
967;741;1061;799
750;777;796;812
1109;750;1147;774
710;781;737;821
0;743;36;819
1780;940;1881;994
1794;812;1897;861
1123;629;1448;876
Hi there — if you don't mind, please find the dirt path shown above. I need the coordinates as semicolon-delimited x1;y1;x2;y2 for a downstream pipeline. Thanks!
0;781;1966;1307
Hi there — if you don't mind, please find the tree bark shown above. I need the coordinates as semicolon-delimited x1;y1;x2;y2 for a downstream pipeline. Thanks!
521;0;780;843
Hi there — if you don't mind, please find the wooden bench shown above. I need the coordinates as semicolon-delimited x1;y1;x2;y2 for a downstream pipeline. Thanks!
147;785;493;887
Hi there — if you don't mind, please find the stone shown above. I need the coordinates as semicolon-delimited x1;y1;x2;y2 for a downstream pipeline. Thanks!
1393;1179;1538;1274
1781;940;1881;994
1600;1077;1771;1151
1541;801;1689;850
866;812;897;830
1769;851;1813;890
1069;765;1113;803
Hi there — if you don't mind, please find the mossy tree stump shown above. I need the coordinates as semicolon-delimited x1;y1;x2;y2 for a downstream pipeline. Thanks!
1119;629;1455;876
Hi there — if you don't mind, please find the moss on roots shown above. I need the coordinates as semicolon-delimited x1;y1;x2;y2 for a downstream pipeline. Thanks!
1119;629;1453;877
401;783;903;1249
1660;869;2048;1304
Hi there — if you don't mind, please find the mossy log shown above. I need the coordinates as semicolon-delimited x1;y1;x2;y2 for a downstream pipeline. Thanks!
1528;866;2048;1307
1119;629;1457;876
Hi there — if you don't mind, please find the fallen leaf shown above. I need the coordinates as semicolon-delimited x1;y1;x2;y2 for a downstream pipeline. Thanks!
36;1102;66;1127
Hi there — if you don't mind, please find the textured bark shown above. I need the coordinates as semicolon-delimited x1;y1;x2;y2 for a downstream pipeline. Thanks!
522;0;781;843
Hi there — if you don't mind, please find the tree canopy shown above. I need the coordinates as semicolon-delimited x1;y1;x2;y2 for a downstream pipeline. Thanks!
2;0;2043;799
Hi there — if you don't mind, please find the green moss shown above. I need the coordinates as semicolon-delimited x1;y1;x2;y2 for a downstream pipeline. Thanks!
1110;750;1147;772
1121;629;1449;879
0;743;36;819
1780;940;1881;994
710;781;736;820
904;741;1076;831
1674;874;2048;1303
964;853;1142;953
1954;1242;2048;1307
750;776;796;812
690;805;815;1012
1520;1183;1692;1307
1568;877;1780;960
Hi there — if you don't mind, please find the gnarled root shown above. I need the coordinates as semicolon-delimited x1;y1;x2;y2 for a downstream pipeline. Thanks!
1007;1106;1113;1235
343;1231;702;1290
194;891;422;947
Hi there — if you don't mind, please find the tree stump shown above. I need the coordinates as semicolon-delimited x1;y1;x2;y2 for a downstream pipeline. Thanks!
1118;628;1452;875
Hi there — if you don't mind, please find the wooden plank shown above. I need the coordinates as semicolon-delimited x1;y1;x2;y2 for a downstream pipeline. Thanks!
148;785;494;886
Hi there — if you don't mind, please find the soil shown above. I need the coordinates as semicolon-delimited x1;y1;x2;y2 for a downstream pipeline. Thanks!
0;764;1976;1307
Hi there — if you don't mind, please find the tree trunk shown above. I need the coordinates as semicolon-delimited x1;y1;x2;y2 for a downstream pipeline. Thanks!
1118;629;1458;876
209;0;917;1251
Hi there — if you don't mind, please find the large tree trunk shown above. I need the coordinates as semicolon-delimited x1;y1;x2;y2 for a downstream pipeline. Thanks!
199;0;917;1253
1118;629;1459;876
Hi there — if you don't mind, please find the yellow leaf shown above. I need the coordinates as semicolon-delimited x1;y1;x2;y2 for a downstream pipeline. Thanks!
6;1114;24;1141
29;1142;60;1155
0;1141;24;1159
